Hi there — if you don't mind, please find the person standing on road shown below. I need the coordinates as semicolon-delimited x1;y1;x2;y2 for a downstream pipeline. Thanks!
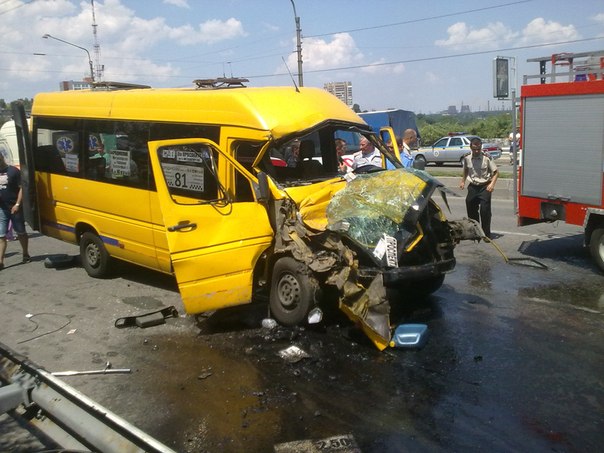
0;152;30;270
400;129;418;168
459;137;499;239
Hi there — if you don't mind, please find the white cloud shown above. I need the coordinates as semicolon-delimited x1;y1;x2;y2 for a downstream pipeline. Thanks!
163;0;190;8
286;33;363;71
518;18;580;45
435;21;517;50
283;32;406;76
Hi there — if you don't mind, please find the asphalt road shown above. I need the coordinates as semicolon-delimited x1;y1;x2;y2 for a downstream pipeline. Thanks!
1;183;602;453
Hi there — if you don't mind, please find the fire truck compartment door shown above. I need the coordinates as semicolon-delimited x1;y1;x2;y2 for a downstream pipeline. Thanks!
521;94;604;206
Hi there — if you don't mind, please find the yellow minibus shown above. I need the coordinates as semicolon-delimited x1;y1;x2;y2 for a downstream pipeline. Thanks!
14;80;478;350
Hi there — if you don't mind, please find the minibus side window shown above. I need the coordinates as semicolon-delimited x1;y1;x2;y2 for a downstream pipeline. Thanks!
156;144;221;204
84;120;152;190
34;117;81;175
233;141;263;202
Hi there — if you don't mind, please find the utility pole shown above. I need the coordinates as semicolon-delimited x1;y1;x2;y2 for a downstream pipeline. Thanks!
289;0;303;87
91;0;104;82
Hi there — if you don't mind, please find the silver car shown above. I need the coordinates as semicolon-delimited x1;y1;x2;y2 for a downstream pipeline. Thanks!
412;134;501;166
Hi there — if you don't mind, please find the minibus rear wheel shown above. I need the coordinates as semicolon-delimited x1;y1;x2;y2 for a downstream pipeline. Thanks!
80;231;111;278
270;256;318;326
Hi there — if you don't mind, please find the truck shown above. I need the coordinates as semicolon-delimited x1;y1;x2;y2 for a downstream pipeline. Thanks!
359;109;419;141
517;50;604;272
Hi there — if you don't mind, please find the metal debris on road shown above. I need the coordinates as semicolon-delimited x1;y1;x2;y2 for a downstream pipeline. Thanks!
114;305;179;329
278;345;310;363
52;361;131;377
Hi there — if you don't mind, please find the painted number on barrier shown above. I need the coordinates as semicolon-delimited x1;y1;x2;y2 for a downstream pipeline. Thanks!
162;163;205;191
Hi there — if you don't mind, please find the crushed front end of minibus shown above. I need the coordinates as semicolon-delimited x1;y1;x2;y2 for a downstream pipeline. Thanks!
263;166;483;351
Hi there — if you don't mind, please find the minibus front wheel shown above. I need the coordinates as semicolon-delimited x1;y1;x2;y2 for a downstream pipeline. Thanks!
80;231;111;278
270;256;319;326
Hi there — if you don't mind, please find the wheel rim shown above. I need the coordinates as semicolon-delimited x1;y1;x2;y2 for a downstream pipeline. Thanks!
85;242;100;268
277;272;300;308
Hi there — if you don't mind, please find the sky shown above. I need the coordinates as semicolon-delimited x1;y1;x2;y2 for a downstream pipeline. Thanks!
1;0;603;114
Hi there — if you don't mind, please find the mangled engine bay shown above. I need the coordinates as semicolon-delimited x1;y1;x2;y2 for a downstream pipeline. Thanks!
266;168;483;350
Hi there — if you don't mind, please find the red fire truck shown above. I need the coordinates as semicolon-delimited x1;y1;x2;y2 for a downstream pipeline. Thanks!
517;50;604;272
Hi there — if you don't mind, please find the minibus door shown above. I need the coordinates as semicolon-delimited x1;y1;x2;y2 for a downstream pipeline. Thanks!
11;104;39;231
148;139;274;315
380;126;402;164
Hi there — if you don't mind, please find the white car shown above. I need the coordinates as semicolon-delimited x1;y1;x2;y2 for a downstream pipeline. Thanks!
412;134;502;166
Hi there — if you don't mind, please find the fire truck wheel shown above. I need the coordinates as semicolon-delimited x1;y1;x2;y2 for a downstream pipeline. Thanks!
270;256;319;326
80;231;112;278
589;228;604;272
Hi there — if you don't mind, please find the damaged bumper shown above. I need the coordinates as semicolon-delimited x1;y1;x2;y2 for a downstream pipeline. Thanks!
271;170;483;351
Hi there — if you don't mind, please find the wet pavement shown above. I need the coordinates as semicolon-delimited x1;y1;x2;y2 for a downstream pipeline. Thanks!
1;194;603;452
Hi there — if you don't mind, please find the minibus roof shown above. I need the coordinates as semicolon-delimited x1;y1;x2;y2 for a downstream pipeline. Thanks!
32;86;368;140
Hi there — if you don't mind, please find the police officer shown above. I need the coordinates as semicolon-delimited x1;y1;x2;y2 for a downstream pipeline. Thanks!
459;137;498;239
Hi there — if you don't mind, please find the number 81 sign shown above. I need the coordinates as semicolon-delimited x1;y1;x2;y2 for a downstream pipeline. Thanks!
163;163;205;191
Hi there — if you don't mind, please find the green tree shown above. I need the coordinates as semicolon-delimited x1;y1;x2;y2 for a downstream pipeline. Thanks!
417;112;511;145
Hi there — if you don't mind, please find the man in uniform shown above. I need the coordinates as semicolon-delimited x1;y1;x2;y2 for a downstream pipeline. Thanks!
400;128;418;168
459;137;498;239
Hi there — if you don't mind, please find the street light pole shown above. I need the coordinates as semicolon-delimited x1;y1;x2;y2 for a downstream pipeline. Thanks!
43;34;95;83
289;0;303;87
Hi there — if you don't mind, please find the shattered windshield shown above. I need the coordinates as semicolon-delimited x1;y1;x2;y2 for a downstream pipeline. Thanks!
256;125;400;187
325;169;436;251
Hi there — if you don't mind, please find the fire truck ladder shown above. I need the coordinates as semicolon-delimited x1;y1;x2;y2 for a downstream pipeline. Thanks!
0;341;177;453
524;50;604;84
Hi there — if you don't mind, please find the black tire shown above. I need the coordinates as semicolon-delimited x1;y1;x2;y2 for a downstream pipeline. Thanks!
269;256;319;326
589;228;604;272
80;231;111;278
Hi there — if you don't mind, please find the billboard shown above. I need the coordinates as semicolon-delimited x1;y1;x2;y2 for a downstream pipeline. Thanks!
493;57;510;99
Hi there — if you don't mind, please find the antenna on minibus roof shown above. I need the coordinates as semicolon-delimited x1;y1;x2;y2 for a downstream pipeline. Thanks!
282;57;300;93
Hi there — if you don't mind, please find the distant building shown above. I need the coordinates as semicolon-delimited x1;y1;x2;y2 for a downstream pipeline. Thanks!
460;104;471;114
324;81;353;107
60;80;93;91
446;105;458;115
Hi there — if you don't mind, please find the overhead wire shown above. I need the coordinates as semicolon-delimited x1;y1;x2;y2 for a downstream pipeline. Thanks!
305;0;534;38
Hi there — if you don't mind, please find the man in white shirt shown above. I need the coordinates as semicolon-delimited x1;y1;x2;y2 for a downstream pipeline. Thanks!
352;137;382;170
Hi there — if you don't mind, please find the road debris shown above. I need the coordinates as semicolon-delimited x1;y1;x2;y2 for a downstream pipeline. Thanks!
278;345;310;363
115;306;179;329
51;361;131;377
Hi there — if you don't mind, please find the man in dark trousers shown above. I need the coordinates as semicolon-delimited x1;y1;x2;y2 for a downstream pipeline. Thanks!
459;137;499;239
0;152;30;269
